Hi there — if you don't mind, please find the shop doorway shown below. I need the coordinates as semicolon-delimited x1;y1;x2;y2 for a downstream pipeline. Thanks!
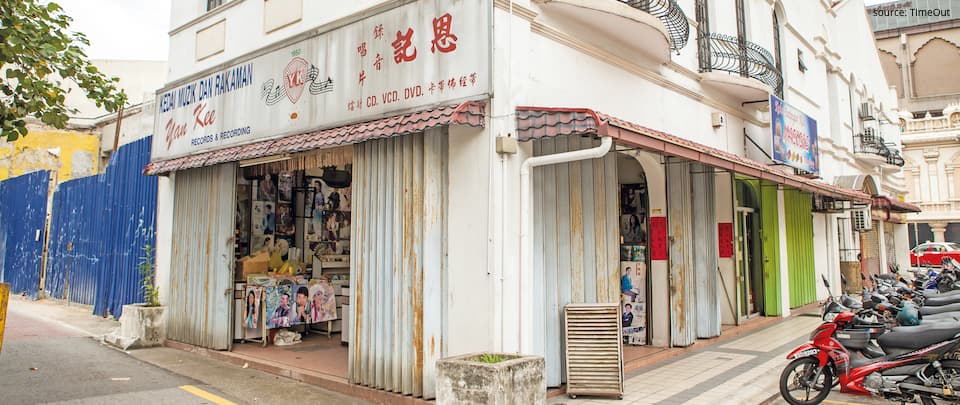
617;153;650;346
735;179;764;320
230;147;354;381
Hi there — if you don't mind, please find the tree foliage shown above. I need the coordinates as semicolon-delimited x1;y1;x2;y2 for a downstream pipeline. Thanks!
0;0;126;141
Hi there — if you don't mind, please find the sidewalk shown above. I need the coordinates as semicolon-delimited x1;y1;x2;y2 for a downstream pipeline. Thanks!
551;312;823;405
4;298;371;405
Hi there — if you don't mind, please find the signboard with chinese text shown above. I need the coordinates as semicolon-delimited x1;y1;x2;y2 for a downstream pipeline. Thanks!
649;216;668;261
718;222;733;258
152;0;491;161
771;94;819;174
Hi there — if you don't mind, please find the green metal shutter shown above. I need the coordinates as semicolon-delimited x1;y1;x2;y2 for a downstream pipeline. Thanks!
785;190;816;308
760;181;782;316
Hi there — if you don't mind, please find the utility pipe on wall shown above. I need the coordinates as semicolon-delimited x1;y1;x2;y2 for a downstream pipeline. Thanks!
518;136;613;354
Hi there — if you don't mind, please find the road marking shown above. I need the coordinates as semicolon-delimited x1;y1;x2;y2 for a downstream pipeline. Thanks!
179;385;237;405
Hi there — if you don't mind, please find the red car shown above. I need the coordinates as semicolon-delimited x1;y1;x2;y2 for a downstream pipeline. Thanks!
910;242;960;266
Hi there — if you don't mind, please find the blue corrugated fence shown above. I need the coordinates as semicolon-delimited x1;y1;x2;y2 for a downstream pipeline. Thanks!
46;136;157;317
0;170;51;299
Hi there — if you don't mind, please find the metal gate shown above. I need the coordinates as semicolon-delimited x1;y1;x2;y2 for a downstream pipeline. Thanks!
531;135;619;387
667;159;695;347
167;164;236;350
45;137;157;317
0;170;51;298
692;163;719;338
349;130;447;399
785;189;816;308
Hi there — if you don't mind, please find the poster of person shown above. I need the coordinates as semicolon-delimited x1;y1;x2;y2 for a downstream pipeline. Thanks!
324;212;342;241
277;202;296;236
309;281;338;323
620;183;645;215
265;285;293;329
291;285;311;325
278;172;296;202
258;174;277;201
262;202;275;235
324;187;342;211
236;184;251;243
339;187;351;212
243;286;261;329
620;261;646;345
620;214;646;244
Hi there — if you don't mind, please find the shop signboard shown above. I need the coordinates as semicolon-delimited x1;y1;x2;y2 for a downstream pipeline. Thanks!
152;0;491;161
770;94;820;174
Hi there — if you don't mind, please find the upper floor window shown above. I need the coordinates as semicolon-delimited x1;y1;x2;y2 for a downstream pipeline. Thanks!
207;0;224;12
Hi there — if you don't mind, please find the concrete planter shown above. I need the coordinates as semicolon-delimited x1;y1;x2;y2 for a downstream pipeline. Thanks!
436;353;545;405
105;304;165;350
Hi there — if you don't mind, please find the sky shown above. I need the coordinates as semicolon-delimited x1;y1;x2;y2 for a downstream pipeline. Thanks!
55;0;171;61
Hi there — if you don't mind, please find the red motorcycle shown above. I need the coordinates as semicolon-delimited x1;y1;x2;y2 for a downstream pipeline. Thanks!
779;311;960;404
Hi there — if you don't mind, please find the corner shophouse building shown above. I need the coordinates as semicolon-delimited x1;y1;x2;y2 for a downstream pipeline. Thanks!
147;0;905;399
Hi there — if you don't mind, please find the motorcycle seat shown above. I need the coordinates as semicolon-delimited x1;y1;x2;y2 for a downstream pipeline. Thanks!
878;321;960;353
921;312;960;321
919;302;960;315
921;289;960;298
924;294;960;306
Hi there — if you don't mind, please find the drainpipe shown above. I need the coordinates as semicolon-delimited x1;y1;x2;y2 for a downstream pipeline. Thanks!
518;136;613;354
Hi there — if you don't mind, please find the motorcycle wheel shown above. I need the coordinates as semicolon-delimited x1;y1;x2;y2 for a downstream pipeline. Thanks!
779;357;833;405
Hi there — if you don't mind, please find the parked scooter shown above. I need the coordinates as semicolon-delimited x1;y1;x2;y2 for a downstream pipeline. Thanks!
779;310;960;405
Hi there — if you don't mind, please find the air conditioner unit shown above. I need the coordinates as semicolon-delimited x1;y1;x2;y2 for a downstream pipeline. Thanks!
852;207;873;232
859;102;875;119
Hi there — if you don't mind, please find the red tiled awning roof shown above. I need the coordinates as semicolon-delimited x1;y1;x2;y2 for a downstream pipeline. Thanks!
144;101;486;175
515;106;872;203
872;195;921;213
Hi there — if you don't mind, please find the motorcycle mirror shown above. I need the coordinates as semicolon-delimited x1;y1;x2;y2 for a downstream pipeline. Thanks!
860;272;866;281
821;274;830;289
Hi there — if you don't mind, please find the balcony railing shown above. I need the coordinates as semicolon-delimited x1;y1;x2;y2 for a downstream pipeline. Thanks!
621;0;690;50
886;148;905;167
855;130;890;158
698;32;783;94
902;114;960;133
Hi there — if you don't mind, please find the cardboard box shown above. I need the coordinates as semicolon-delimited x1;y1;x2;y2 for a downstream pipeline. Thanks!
237;251;270;280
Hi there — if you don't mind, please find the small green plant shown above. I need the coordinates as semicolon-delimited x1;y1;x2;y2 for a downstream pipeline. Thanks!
473;353;509;364
138;245;160;307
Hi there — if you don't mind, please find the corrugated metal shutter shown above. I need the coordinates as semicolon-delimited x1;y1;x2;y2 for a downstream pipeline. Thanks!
785;190;816;308
167;164;236;350
760;181;782;316
349;129;446;399
531;135;618;387
862;221;881;279
692;164;719;338
884;222;896;268
667;159;695;347
0;170;51;299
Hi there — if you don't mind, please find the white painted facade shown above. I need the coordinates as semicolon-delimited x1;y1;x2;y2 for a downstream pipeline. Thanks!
158;0;909;392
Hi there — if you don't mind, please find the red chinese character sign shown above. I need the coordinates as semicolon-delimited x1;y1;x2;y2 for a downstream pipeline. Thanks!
152;0;491;161
718;222;734;258
649;216;668;261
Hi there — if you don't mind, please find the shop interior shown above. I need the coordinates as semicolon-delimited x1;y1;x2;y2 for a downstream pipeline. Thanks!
231;148;353;380
617;153;651;353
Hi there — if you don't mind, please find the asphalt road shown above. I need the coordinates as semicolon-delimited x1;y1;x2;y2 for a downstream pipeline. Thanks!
0;307;238;405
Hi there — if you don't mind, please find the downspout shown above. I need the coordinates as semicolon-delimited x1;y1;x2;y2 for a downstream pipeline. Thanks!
518;135;613;354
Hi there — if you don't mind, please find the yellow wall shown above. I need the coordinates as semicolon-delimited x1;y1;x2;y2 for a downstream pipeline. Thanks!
0;129;100;182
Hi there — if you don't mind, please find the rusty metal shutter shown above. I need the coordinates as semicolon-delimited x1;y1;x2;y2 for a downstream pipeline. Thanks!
532;135;619;387
667;158;696;347
349;129;446;399
862;221;881;278
167;164;237;350
692;163;719;338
